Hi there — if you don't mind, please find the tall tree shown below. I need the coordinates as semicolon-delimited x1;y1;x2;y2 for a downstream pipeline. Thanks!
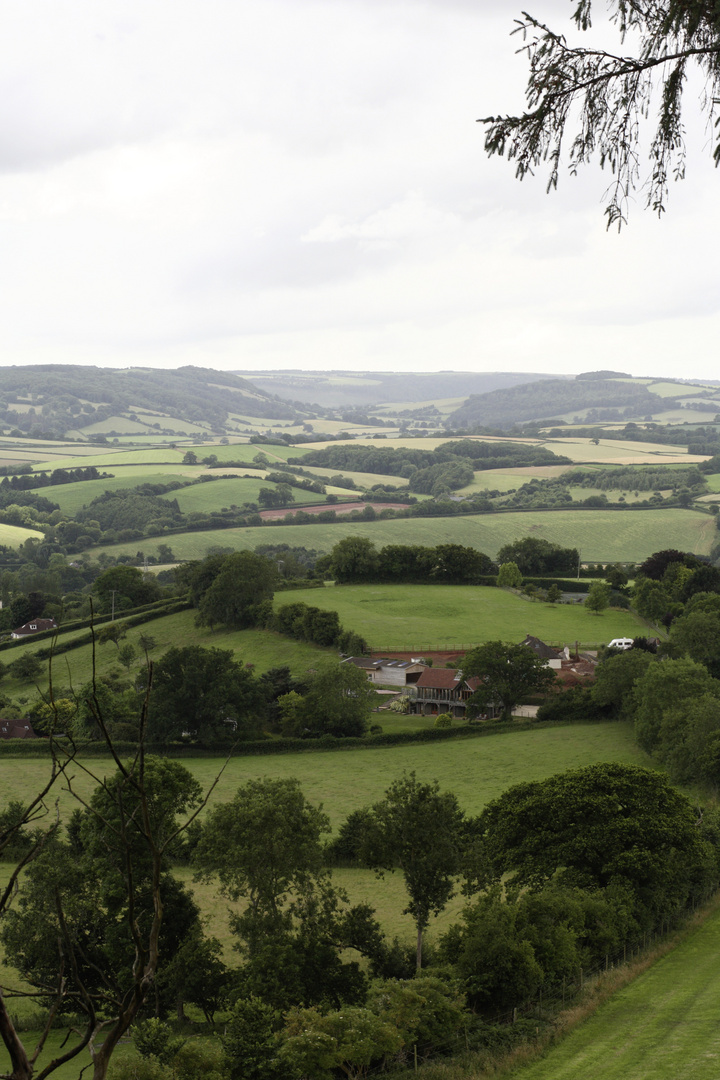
585;581;611;614
193;778;381;1009
482;0;720;225
362;772;466;970
147;645;265;745
196;550;276;629
462;641;558;721
468;762;716;928
0;737;219;1080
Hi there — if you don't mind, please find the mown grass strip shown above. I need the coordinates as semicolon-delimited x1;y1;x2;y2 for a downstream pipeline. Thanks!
507;898;720;1080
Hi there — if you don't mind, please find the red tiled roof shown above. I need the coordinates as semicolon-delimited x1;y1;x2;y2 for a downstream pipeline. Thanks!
416;668;462;689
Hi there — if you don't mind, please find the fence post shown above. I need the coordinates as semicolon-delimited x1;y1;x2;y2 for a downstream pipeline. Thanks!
414;1045;418;1073
562;976;566;1007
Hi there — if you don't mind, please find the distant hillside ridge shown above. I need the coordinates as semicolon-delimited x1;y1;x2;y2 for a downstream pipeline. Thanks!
236;369;565;408
449;377;675;430
0;364;299;438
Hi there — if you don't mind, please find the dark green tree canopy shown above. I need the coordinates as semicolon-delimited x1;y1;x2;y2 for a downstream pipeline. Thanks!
196;550;277;629
148;645;266;745
495;537;578;575
462;640;558;721
469;762;715;925
93;564;161;611
482;0;720;226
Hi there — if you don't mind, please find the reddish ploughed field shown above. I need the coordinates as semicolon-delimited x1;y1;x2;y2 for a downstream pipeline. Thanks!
258;502;410;520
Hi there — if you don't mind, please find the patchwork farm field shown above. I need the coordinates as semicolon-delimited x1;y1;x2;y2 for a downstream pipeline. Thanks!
272;583;648;649
29;469;194;513
512;901;720;1080
95;507;717;564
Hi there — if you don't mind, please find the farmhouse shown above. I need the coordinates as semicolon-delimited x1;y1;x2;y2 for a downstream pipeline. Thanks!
11;618;57;640
521;634;569;669
405;667;495;719
0;719;36;739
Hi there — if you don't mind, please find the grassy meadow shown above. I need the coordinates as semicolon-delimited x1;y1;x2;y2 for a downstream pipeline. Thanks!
272;583;648;649
0;721;651;942
94;506;717;565
0;522;44;546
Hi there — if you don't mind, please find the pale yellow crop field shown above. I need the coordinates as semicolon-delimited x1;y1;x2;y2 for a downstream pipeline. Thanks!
542;438;711;464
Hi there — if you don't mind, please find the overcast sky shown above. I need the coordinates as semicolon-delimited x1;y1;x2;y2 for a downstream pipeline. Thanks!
1;0;718;381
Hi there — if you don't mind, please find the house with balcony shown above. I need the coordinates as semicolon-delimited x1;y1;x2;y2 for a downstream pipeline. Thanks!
404;667;497;719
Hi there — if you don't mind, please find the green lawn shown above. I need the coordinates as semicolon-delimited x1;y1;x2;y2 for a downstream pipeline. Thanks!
511;902;720;1080
91;508;718;564
272;583;648;649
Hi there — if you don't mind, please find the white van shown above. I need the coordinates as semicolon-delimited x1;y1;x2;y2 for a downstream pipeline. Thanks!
608;638;634;650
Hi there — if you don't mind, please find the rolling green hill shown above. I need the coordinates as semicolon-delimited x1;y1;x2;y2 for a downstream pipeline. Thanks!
97;507;718;565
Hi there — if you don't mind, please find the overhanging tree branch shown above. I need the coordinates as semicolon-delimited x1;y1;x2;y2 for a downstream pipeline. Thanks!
481;3;720;225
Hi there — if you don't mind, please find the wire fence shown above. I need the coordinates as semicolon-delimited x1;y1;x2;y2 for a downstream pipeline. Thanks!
370;643;608;654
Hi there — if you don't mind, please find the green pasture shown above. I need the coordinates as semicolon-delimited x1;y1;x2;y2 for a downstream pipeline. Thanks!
0;1027;136;1080
29;447;190;471
541;438;709;464
565;486;668;503
272;584;647;649
652;408;720;424
511;902;720;1080
158;477;328;512
297;464;411;488
703;473;720;492
29;470;192;514
374;396;467;414
0;721;648;857
458;466;572;494
80;415;167;435
91;507;718;564
0;522;44;545
182;442;314;462
648;379;716;397
0;610;334;701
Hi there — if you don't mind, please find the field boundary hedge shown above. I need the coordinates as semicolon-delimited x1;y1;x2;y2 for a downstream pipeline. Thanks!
0;717;578;757
0;599;190;652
